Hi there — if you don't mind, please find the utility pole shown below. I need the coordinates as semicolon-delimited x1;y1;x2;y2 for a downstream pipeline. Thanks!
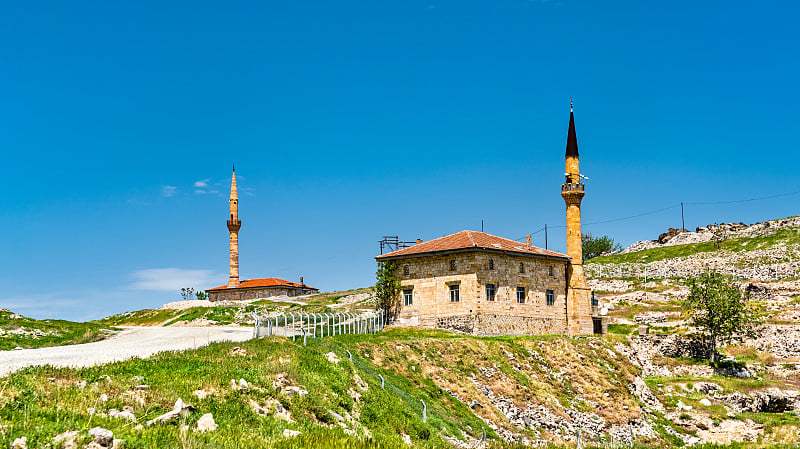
481;219;484;232
681;202;685;231
545;224;548;250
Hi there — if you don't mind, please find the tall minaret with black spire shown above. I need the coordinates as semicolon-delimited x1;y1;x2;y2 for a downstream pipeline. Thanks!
561;100;593;334
227;166;242;288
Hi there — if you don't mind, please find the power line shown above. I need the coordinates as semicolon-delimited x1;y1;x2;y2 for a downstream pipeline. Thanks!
514;187;799;240
584;204;680;226
684;189;800;206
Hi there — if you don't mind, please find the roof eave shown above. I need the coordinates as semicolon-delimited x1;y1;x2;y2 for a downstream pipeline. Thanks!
375;246;570;262
205;284;319;293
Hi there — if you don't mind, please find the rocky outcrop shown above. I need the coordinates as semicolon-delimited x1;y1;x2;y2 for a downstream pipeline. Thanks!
631;377;664;412
635;335;713;360
588;246;800;282
718;388;800;413
620;218;800;254
748;325;800;359
658;228;689;245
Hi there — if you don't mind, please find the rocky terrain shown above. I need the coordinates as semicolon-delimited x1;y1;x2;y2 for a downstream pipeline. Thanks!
620;217;800;254
583;216;800;446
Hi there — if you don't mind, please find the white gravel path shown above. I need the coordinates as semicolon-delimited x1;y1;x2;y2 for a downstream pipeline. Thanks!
0;326;253;378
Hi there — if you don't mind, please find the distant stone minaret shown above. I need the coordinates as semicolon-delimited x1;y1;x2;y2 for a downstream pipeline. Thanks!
227;166;242;288
561;100;593;335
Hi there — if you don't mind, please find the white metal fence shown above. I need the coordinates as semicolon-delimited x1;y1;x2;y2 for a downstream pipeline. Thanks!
252;310;386;340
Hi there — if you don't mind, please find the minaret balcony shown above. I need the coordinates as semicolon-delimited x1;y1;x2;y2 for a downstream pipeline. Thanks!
561;182;584;193
227;219;242;231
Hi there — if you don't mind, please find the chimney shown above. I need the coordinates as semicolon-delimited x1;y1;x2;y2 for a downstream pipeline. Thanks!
525;235;532;247
416;238;423;245
300;276;304;286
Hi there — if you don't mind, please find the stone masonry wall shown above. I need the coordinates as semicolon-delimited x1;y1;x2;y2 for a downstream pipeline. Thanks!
208;286;312;302
395;251;571;335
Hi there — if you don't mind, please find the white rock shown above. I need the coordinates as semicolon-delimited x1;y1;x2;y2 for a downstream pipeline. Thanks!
109;407;137;422
196;413;217;433
283;429;301;438
52;430;78;449
100;394;108;402
146;398;195;425
325;352;340;364
11;437;27;449
88;427;114;446
699;398;712;406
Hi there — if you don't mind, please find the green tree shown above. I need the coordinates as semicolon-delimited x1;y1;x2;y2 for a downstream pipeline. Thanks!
581;233;623;260
195;291;209;301
682;271;760;362
180;287;195;301
375;261;402;320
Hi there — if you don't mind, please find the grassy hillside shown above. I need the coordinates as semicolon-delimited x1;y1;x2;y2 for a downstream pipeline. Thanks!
98;306;257;327
3;327;798;448
2;328;656;449
0;309;115;351
590;227;800;265
253;287;374;312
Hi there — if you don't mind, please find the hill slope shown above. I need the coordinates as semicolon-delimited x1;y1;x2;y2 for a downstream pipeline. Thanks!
0;309;115;351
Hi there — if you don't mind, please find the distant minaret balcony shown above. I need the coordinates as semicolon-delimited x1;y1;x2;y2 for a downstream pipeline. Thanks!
561;182;585;193
227;219;242;232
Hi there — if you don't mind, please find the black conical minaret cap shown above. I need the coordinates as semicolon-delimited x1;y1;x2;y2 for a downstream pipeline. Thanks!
565;105;578;157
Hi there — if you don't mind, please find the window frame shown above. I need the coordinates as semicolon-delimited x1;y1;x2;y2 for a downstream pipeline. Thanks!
546;289;555;306
449;260;456;271
488;259;494;270
516;286;526;304
519;262;525;273
548;265;554;276
403;289;413;306
449;284;460;302
486;283;496;302
403;265;409;275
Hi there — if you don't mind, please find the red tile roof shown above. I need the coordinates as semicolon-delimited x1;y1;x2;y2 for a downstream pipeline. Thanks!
207;277;318;291
375;230;569;260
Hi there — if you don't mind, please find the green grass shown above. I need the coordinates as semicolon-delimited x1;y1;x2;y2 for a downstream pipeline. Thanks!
98;306;256;327
0;309;115;351
250;288;374;313
607;323;636;335
98;309;187;326
4;326;797;448
0;328;662;448
589;227;800;265
735;412;800;433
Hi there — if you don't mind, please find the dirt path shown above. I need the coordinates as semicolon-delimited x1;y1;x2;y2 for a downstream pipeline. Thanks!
0;326;253;377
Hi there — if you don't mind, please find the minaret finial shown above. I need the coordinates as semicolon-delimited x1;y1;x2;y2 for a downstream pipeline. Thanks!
570;97;573;112
233;163;235;173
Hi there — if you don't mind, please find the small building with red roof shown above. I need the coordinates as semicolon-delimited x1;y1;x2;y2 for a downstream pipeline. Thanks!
206;277;318;301
375;230;573;335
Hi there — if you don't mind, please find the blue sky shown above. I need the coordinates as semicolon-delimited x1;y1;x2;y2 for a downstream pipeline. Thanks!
1;1;798;320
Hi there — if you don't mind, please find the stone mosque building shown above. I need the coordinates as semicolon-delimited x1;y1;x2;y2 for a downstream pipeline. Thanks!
376;104;603;335
205;168;319;301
